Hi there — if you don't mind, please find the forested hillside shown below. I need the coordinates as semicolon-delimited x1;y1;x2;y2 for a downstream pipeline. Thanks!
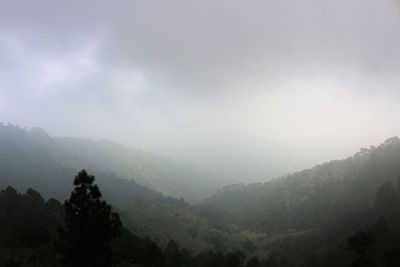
113;137;400;266
206;137;400;233
121;198;245;255
197;137;400;266
0;124;163;206
0;124;220;203
0;183;259;267
54;136;221;202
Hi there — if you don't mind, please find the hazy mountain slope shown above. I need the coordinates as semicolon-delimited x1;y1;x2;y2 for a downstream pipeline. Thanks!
205;137;400;233
0;124;162;206
53;137;221;202
0;124;221;202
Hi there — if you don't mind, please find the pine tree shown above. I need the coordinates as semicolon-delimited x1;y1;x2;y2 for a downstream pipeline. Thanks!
58;170;122;267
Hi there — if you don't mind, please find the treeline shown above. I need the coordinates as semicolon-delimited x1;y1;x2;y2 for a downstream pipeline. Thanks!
4;171;400;267
5;177;400;267
206;137;400;234
327;179;400;267
251;178;400;267
0;171;275;267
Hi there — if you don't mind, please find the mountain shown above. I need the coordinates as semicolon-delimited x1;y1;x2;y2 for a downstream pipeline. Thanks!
53;136;221;202
0;124;162;206
0;123;221;202
117;137;400;266
205;137;400;232
0;123;247;257
198;137;400;266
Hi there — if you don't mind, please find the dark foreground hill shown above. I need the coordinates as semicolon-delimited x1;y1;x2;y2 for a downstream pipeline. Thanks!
0;185;262;267
0;185;146;266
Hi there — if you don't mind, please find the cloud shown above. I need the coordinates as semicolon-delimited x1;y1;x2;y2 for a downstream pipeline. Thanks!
2;1;400;91
1;0;400;181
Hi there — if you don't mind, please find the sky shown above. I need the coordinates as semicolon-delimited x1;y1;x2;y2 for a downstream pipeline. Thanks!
1;0;400;182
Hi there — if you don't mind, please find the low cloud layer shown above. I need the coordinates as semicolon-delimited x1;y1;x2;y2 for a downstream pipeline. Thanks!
1;0;400;181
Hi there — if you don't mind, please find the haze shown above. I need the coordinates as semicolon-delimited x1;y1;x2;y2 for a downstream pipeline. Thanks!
1;0;400;182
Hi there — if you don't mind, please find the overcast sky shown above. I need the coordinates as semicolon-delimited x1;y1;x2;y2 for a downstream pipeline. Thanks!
1;0;400;182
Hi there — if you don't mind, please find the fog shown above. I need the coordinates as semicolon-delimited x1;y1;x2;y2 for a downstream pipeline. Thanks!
1;0;400;182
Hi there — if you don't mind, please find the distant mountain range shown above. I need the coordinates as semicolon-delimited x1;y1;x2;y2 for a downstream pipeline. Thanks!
0;123;221;203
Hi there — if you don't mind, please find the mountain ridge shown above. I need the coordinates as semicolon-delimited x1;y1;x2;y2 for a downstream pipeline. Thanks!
0;123;222;202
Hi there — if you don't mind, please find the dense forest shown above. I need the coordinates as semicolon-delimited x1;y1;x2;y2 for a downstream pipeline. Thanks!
0;173;264;267
2;124;400;266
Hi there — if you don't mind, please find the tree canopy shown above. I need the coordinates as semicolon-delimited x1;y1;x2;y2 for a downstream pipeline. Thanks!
58;170;122;267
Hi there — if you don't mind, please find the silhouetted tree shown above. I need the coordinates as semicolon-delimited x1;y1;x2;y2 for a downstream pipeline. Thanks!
58;170;122;267
26;188;44;203
1;186;19;213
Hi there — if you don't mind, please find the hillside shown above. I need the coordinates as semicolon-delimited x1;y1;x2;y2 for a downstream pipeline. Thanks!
115;135;400;266
0;124;221;202
54;136;221;202
0;185;147;266
205;137;400;233
121;198;245;255
0;124;162;206
0;185;265;267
